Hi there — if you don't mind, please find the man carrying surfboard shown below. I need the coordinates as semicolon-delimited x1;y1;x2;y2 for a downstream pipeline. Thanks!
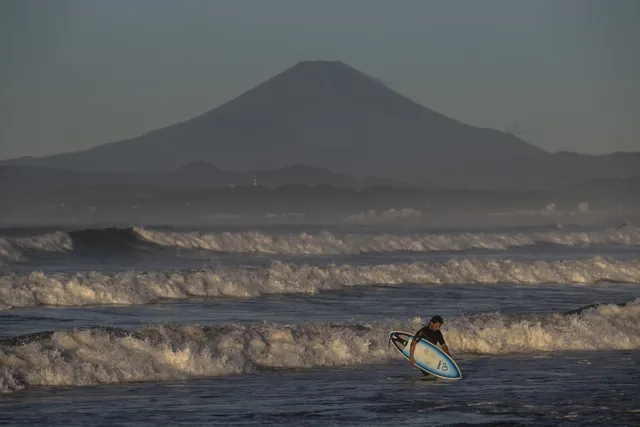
409;315;450;368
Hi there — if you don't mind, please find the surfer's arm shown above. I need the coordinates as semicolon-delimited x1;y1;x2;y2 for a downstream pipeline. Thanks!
409;339;419;365
437;331;450;356
409;328;426;365
441;343;450;356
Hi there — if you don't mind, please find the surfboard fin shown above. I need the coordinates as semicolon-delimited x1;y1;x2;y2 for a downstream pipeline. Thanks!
389;333;408;348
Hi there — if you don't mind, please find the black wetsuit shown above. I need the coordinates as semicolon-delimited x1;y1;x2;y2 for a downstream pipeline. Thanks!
414;326;445;346
413;326;446;376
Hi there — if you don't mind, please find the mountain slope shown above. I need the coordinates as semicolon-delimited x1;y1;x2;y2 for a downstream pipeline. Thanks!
2;61;547;186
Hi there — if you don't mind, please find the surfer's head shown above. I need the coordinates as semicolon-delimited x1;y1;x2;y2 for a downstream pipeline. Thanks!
429;315;443;330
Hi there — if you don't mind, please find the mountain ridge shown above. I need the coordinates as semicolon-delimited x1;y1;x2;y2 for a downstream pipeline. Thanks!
2;60;637;189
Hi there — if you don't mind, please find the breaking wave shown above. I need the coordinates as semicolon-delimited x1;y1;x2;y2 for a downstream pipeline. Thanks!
2;225;640;265
2;258;640;309
0;232;72;266
0;227;163;266
1;299;638;393
134;226;640;255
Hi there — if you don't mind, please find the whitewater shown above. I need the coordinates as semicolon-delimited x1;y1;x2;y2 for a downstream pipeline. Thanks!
2;300;639;394
2;258;640;309
2;225;639;266
133;225;640;254
1;223;639;426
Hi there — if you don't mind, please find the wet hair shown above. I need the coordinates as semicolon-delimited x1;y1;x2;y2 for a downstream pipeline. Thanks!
430;315;444;324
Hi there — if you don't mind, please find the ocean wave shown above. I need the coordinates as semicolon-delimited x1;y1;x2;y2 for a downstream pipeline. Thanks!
2;258;639;309
0;232;72;265
2;225;639;264
135;226;640;254
0;227;162;266
1;299;638;393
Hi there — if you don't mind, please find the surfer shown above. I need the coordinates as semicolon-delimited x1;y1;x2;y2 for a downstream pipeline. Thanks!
409;315;450;369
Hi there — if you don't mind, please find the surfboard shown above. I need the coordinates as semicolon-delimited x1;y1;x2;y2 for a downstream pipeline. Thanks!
389;331;462;380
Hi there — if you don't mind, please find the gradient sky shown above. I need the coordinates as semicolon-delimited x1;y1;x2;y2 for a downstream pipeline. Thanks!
1;0;638;160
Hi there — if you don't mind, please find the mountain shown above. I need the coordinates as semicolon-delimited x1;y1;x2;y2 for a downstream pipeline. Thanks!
2;60;638;189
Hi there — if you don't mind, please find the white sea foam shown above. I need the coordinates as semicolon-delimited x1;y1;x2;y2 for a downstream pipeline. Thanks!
134;226;640;255
2;258;639;309
1;226;639;265
1;300;638;393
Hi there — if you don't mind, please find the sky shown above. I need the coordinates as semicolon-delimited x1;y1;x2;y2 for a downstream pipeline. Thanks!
1;0;638;160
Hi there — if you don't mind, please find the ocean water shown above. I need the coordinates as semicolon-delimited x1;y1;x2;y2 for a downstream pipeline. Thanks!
1;223;639;426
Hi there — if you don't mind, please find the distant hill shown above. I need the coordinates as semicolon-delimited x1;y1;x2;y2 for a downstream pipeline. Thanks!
2;60;638;189
0;162;413;195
